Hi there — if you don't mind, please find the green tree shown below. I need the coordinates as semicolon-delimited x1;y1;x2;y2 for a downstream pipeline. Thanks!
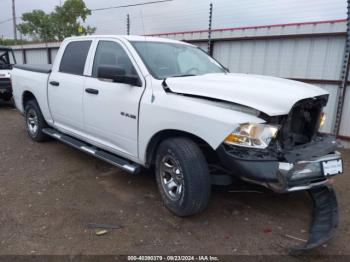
17;10;54;42
17;0;96;42
51;0;95;40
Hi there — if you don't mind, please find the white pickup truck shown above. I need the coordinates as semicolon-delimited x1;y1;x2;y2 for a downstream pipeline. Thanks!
12;35;343;251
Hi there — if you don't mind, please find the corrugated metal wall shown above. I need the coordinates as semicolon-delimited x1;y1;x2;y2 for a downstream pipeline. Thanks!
9;20;350;143
51;48;59;61
11;42;60;65
340;87;350;136
25;49;48;64
212;37;345;80
12;50;23;64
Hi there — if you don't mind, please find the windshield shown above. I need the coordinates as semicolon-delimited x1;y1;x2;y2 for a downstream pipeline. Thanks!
131;41;226;79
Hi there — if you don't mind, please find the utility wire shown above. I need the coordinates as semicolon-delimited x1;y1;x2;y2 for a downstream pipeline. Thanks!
0;1;172;24
0;16;21;25
0;18;13;25
90;0;173;12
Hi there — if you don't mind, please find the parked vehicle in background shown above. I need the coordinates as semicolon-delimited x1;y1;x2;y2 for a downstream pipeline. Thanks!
0;45;16;103
11;35;343;252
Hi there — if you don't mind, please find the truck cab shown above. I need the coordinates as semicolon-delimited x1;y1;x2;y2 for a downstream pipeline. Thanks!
0;45;16;103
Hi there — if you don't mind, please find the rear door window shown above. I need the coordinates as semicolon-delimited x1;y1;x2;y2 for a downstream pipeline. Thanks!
59;41;91;75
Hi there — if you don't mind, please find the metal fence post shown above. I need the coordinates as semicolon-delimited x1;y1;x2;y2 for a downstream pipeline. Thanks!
47;48;52;64
127;14;130;35
208;3;213;56
333;0;350;135
22;49;26;64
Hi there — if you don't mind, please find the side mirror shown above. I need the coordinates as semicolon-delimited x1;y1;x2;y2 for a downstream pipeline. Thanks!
97;66;142;87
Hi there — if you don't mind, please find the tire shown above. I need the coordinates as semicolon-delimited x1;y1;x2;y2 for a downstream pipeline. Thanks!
155;137;211;216
24;100;49;142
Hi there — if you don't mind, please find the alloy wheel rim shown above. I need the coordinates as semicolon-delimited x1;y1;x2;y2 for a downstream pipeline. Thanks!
160;154;184;201
27;108;38;136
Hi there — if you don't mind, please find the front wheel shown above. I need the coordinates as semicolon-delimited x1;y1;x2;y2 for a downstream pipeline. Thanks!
155;137;211;216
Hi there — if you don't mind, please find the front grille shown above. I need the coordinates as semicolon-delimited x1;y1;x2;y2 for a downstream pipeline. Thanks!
279;95;328;149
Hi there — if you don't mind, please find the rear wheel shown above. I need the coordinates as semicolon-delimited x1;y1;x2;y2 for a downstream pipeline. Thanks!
24;100;49;142
155;137;211;216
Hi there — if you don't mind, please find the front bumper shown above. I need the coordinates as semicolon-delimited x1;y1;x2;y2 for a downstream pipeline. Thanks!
246;152;341;193
217;134;342;253
217;135;342;193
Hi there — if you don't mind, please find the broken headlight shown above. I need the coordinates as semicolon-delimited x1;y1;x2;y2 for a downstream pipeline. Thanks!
224;123;279;149
320;112;326;127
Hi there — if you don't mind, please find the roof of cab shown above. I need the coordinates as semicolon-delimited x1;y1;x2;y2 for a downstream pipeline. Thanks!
64;35;192;46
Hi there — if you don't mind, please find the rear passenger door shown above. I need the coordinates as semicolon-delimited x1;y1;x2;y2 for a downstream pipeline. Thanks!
48;40;91;135
83;40;145;158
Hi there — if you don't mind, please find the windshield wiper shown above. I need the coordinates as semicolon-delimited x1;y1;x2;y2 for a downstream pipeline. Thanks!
170;74;196;78
162;74;196;92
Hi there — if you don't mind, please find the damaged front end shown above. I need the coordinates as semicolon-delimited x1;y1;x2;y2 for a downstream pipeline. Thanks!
216;95;343;252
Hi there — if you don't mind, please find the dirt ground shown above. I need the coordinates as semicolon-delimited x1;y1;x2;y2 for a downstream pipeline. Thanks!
0;101;349;256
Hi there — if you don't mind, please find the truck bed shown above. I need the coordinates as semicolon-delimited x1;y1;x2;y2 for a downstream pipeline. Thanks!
14;64;52;74
11;64;52;115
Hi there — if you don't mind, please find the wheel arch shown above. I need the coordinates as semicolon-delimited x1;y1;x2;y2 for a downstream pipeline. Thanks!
22;90;37;109
144;129;217;168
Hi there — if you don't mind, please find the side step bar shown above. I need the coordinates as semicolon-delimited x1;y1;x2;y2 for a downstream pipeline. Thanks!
42;128;141;174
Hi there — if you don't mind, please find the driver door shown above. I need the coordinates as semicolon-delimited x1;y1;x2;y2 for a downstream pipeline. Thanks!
83;40;145;158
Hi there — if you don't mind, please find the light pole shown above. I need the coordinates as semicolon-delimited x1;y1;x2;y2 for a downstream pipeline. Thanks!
12;0;17;41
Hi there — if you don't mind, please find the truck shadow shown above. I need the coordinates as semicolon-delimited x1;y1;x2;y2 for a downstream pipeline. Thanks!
0;100;14;109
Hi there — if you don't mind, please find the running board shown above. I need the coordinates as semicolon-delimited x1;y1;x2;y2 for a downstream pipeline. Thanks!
42;128;141;174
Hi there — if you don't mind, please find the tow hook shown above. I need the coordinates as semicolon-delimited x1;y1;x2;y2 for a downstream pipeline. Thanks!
290;185;338;254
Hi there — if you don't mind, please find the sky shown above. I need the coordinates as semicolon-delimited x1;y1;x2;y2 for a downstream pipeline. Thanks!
0;0;347;39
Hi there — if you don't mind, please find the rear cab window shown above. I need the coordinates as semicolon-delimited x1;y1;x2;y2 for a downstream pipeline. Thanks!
59;41;92;75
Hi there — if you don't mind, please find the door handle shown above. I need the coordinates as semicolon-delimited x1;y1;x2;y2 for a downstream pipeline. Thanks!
49;81;59;86
85;88;99;95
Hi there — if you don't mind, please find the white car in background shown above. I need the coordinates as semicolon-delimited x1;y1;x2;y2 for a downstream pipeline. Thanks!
0;45;16;103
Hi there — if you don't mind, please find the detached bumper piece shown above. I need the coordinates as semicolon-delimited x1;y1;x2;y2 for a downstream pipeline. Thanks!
291;185;338;254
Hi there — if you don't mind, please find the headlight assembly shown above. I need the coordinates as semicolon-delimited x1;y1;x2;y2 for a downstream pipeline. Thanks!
224;123;279;149
320;112;326;127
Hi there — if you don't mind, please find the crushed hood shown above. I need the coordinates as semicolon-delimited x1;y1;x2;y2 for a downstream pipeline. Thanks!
166;73;328;116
